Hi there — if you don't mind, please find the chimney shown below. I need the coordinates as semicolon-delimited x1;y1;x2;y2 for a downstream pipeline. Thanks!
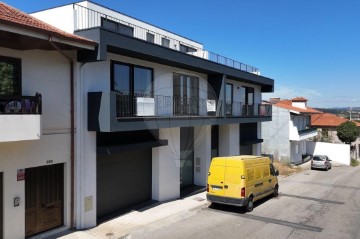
269;98;280;104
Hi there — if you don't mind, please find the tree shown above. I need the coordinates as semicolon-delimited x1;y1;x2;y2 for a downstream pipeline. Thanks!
337;121;360;144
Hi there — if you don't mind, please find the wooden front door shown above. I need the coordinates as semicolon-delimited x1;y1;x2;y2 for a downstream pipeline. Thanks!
25;164;64;237
0;172;3;239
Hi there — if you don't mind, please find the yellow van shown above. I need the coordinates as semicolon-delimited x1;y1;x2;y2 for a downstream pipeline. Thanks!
207;155;279;212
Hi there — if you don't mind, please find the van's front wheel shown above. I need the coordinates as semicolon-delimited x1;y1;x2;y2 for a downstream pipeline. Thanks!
246;196;254;212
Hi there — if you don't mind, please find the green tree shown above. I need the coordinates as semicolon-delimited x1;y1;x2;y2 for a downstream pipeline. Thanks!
337;121;360;144
0;62;16;95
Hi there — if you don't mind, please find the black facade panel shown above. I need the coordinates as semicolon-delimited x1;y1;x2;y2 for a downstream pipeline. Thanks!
75;28;274;92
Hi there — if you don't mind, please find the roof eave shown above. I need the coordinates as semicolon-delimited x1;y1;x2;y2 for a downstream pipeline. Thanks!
0;20;96;50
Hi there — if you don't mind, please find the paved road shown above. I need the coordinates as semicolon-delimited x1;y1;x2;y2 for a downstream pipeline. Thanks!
130;165;360;239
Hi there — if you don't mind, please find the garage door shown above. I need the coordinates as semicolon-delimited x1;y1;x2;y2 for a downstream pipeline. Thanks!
97;149;152;219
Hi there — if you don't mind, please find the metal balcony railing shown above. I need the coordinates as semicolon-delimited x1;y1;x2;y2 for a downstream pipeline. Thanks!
224;101;272;117
73;4;260;75
115;93;223;118
0;94;42;114
115;92;271;118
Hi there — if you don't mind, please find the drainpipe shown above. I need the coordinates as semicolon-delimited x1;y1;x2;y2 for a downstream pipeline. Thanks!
48;37;75;229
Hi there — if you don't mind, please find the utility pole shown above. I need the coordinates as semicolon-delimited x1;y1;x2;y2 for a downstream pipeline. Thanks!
350;107;352;121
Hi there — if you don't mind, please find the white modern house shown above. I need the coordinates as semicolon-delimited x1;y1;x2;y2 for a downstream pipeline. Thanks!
0;2;96;239
0;1;274;237
262;97;319;164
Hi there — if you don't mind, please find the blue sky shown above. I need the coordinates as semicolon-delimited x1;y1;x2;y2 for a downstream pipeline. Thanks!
3;0;360;108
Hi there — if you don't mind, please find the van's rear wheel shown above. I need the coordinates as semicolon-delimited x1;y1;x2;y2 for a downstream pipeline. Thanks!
246;196;254;212
273;185;279;197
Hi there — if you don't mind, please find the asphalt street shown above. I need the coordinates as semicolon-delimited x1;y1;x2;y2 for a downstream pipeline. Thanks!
130;165;360;239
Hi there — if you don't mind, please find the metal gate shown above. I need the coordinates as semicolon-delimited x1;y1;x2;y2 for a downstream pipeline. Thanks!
25;164;64;237
0;172;3;239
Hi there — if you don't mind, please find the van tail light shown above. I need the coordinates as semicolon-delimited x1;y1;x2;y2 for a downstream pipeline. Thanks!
207;184;209;192
241;187;246;197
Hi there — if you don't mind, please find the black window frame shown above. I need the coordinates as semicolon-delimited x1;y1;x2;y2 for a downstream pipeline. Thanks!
179;44;197;53
241;86;255;116
161;38;170;48
0;55;22;96
270;164;276;176
146;32;155;43
111;60;154;97
101;17;134;37
173;73;200;115
225;83;233;115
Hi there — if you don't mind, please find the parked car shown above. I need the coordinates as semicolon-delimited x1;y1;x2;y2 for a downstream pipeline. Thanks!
311;155;332;171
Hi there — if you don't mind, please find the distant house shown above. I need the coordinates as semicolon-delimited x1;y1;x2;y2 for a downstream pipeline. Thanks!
262;97;320;164
311;113;360;159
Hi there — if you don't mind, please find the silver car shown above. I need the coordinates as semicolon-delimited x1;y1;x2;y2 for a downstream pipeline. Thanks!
311;155;332;171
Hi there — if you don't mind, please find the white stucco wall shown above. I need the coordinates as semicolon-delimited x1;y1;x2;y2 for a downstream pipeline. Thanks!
1;48;72;131
0;135;71;239
194;125;211;186
253;122;261;155
219;124;240;156
0;47;73;238
262;106;291;161
0;115;41;142
75;62;98;229
31;5;75;34
290;141;302;164
292;101;306;109
152;128;181;201
306;141;350;165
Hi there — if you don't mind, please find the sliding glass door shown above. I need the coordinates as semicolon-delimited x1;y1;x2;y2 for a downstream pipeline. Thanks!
173;73;199;115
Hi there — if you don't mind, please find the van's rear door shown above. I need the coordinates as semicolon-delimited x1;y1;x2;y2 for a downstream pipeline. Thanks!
224;165;242;198
208;158;226;197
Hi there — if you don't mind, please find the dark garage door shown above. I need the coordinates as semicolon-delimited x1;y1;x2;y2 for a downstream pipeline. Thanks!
97;149;152;219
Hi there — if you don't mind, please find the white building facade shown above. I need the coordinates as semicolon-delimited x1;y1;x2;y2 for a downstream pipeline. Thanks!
23;0;275;235
0;2;96;238
262;98;319;164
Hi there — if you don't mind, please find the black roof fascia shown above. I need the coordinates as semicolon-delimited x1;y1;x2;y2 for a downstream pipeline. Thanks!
76;28;274;92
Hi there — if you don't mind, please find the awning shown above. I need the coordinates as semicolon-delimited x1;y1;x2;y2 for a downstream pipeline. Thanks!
240;139;263;146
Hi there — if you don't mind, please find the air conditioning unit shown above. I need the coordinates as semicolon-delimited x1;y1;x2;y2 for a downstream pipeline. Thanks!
136;97;155;116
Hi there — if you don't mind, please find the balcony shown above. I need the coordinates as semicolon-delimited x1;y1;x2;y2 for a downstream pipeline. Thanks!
73;4;260;75
289;126;318;141
0;94;42;142
88;91;272;132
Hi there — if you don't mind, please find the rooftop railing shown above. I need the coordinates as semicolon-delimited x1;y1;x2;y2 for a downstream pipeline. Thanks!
73;4;260;75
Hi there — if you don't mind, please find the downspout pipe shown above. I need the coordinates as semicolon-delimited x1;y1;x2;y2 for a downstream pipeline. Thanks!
48;37;76;229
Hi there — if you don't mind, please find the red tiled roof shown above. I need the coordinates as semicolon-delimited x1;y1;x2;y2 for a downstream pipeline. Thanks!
311;113;360;127
291;97;308;102
274;100;321;114
0;2;96;47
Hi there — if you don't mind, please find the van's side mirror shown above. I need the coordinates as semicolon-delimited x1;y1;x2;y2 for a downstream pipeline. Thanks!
275;170;279;176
